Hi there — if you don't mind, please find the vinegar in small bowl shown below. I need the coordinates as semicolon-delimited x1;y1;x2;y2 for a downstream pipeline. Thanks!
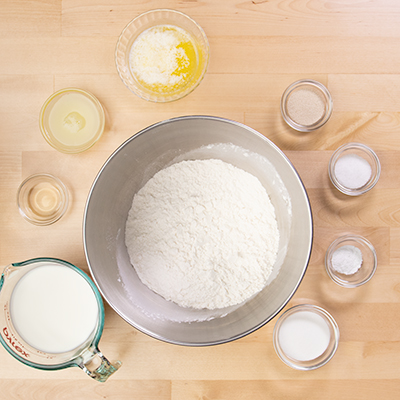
17;174;69;225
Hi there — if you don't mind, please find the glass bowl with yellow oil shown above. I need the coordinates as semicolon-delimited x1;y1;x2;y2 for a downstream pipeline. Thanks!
115;9;209;102
39;88;105;154
17;174;69;226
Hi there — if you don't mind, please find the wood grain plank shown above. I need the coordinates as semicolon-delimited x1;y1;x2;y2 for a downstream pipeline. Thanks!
308;188;400;227
0;38;115;75
171;379;400;400
61;0;400;38
209;36;400;74
0;379;170;400
329;75;400;112
1;36;400;76
0;0;61;38
390;228;400;263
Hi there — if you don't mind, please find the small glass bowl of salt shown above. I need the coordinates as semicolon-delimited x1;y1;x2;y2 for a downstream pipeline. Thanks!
325;234;377;288
281;79;333;132
329;142;381;196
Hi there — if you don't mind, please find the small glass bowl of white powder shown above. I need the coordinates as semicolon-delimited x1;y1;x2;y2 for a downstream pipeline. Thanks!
325;234;377;288
328;142;381;196
281;79;333;132
273;304;339;370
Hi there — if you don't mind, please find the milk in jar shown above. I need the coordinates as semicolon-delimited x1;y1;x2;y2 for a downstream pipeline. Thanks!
10;263;99;354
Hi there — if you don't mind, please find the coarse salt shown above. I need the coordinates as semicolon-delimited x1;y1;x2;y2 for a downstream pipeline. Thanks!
331;245;363;275
334;154;372;189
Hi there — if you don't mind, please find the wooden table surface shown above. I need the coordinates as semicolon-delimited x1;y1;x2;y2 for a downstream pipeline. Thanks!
1;1;400;398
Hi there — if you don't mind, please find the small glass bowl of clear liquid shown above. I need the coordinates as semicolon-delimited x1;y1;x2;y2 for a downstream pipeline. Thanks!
39;88;105;153
17;174;69;225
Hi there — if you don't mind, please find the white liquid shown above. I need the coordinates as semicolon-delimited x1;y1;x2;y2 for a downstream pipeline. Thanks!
10;263;99;354
278;310;331;362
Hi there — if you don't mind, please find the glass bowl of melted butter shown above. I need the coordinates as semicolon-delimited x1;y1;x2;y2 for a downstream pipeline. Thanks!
115;9;209;102
17;174;69;226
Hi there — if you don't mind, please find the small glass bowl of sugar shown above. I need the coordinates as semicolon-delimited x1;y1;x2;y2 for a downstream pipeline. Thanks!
273;304;339;371
325;234;377;288
329;142;380;196
281;79;333;132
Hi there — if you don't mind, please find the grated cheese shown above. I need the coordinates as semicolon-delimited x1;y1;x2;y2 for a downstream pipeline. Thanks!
129;25;197;94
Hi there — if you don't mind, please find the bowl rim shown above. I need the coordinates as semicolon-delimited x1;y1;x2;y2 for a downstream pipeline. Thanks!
83;115;313;346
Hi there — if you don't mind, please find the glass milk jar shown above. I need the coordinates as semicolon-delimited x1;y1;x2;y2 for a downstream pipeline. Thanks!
0;258;121;382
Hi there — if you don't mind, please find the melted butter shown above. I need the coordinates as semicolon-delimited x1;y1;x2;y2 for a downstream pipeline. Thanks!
129;25;198;95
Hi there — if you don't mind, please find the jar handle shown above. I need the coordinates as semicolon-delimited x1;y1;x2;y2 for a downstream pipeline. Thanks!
78;348;121;382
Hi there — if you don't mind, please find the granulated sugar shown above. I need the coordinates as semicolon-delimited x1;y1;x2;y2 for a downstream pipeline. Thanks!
287;87;326;126
334;154;372;189
125;159;279;310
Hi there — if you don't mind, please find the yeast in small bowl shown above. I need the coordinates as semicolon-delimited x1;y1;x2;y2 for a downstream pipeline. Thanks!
281;80;333;132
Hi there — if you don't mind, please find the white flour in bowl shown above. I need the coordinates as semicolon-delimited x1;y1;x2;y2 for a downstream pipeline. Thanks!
125;159;279;310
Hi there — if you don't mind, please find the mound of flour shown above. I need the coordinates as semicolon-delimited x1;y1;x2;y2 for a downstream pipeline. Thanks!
125;159;279;310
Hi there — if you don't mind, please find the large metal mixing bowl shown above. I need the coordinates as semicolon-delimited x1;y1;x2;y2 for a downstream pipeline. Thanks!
83;116;312;346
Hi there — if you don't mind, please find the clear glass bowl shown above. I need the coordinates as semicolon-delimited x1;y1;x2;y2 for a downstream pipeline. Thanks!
325;234;377;288
115;9;209;102
273;304;339;371
281;79;333;132
328;142;381;196
39;88;105;154
17;174;69;225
